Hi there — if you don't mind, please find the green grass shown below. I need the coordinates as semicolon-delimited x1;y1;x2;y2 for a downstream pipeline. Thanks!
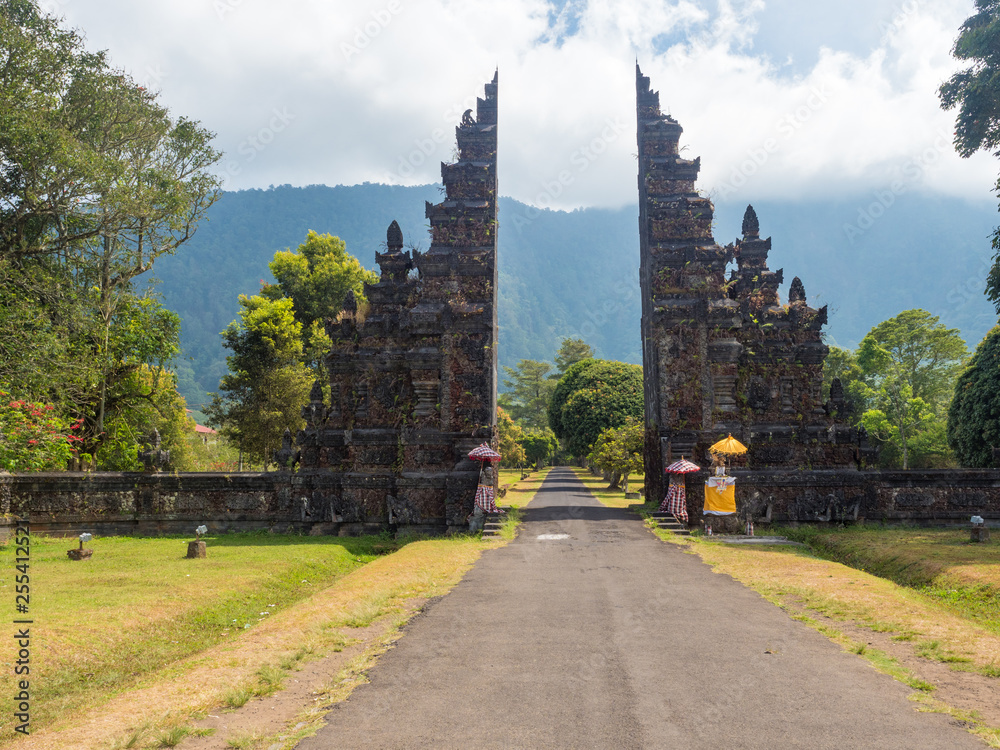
775;525;1000;635
156;725;192;747
226;730;267;749
498;507;522;540
0;531;402;742
223;685;255;709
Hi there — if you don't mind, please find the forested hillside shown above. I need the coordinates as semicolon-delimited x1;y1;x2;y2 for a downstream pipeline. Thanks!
150;184;997;412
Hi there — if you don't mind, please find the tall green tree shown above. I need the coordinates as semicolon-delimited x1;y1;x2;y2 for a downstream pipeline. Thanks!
549;359;643;457
206;295;312;468
553;338;593;377
0;0;221;466
589;420;644;492
853;310;968;468
500;359;555;430
261;231;377;372
520;428;559;468
939;0;1000;309
497;406;527;468
948;325;1000;466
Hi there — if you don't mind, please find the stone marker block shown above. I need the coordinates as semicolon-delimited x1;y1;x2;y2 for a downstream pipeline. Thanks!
186;540;207;558
67;548;93;561
971;526;991;543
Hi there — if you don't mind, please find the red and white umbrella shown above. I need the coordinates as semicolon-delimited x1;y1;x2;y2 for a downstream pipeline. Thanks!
665;457;700;474
468;443;502;462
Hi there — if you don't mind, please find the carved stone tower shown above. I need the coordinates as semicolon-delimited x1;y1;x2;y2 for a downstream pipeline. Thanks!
296;73;498;533
637;65;861;507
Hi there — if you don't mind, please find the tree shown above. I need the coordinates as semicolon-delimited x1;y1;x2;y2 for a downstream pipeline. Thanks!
0;387;79;471
548;358;598;438
500;359;555;430
96;365;194;471
553;338;593;377
205;295;312;467
939;0;1000;160
520;428;558;468
0;1;222;264
948;325;1000;466
853;310;967;468
588;420;644;492
261;231;377;372
0;0;221;467
549;359;643;457
939;1;1000;310
497;406;527;468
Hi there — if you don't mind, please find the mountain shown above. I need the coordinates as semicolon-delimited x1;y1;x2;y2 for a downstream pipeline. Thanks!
149;184;998;412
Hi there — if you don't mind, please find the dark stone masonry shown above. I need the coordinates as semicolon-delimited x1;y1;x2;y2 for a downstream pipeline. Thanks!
636;65;869;507
5;67;1000;538
295;71;499;533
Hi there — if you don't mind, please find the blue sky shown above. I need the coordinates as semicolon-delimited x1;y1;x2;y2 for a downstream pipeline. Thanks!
57;0;997;210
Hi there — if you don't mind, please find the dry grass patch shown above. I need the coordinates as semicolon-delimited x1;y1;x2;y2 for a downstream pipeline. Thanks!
691;541;1000;674
0;532;398;742
788;527;1000;634
11;536;493;750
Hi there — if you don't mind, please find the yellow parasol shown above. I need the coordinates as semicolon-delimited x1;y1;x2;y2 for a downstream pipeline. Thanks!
709;434;748;456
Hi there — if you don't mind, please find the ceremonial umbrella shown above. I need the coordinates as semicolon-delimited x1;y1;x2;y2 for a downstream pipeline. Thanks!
468;443;502;462
665;457;700;474
709;434;748;456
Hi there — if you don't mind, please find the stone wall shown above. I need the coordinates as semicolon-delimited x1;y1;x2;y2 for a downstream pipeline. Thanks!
7;466;1000;542
0;472;307;540
680;469;1000;528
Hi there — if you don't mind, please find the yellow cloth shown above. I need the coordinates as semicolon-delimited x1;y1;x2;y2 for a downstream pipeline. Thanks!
703;478;737;514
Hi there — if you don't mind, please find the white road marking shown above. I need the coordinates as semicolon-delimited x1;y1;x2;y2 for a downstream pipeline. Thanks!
537;534;570;540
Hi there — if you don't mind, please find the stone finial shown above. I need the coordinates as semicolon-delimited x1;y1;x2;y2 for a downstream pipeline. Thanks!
461;109;476;127
387;220;404;251
789;276;806;303
274;428;297;471
742;205;760;238
309;379;324;404
830;378;845;404
343;289;357;314
138;429;169;472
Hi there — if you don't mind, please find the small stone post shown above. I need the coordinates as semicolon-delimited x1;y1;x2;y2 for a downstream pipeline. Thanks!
970;516;991;543
68;532;93;560
187;525;208;558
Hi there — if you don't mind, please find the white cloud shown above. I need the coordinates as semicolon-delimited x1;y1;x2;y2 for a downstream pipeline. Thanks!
58;0;996;208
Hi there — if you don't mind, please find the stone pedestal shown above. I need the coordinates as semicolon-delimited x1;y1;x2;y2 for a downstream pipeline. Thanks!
67;548;93;561
468;505;485;533
971;526;991;543
186;540;207;558
703;515;741;535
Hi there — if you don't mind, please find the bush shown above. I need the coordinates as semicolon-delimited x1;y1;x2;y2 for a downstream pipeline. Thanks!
948;325;1000;467
0;390;80;471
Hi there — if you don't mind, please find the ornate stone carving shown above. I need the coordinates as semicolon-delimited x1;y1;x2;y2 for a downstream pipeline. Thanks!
742;204;759;238
138;429;169;472
788;276;806;303
413;380;440;418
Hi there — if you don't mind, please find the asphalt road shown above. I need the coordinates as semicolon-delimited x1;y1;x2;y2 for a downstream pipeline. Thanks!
297;468;983;749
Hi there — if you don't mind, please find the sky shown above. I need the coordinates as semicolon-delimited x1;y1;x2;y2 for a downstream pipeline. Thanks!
55;0;998;211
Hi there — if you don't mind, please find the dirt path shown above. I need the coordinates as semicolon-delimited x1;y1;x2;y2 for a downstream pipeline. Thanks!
294;467;985;749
